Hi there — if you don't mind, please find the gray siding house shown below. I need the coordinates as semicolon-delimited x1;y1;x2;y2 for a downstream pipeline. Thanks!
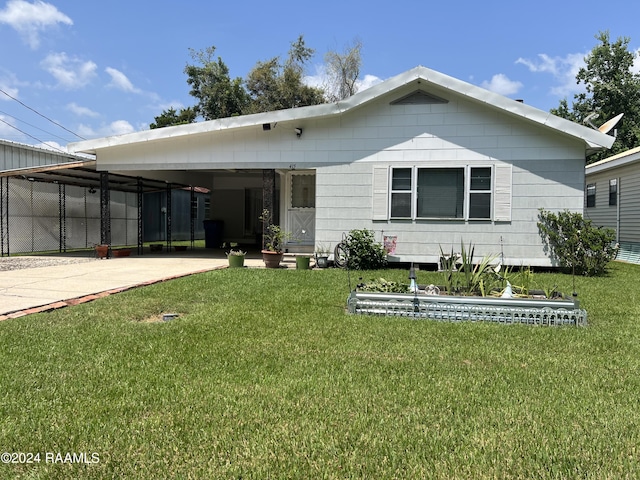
69;66;615;267
585;146;640;263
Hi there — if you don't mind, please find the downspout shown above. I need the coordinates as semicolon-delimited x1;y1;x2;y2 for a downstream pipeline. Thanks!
616;177;621;243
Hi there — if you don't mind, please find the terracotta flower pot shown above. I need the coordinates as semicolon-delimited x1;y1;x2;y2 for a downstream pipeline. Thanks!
261;250;283;268
95;245;109;259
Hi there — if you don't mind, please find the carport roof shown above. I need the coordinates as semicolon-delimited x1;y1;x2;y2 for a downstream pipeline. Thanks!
0;159;193;193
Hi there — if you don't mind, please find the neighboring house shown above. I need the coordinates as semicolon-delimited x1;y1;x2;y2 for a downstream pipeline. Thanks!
585;146;640;264
69;66;615;267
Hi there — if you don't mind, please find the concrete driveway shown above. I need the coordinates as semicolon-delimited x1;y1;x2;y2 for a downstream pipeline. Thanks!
0;249;269;320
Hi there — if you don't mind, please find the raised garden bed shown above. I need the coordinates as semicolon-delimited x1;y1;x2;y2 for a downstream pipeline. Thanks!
347;290;587;326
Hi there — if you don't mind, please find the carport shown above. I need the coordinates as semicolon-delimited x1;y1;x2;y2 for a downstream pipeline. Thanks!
0;160;204;256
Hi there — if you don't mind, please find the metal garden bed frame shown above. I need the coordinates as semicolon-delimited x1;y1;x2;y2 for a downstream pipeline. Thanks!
347;291;587;326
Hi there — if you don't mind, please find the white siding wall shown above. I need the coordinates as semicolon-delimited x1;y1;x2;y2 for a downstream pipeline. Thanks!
98;83;589;267
314;93;586;267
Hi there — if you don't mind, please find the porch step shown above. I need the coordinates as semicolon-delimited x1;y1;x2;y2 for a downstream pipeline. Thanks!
283;246;314;254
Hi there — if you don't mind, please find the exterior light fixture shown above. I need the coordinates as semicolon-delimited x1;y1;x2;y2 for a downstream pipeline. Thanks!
295;127;303;138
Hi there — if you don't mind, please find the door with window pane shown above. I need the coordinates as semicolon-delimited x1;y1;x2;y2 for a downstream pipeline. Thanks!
287;172;315;246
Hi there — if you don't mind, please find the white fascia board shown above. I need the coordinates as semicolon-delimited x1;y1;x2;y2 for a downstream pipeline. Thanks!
68;104;341;155
68;65;615;155
586;146;640;174
409;66;615;151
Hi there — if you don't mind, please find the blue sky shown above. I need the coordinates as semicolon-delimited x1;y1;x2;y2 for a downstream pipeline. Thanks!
1;0;639;153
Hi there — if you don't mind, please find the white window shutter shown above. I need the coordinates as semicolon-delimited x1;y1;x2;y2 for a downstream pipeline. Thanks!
493;164;512;222
372;166;389;220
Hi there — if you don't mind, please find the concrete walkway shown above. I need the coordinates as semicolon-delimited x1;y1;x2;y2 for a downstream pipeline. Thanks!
0;250;274;320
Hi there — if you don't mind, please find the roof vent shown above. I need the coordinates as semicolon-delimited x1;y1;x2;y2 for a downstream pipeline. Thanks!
391;90;448;105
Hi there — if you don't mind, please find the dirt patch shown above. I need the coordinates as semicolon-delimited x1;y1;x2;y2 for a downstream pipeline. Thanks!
138;313;181;323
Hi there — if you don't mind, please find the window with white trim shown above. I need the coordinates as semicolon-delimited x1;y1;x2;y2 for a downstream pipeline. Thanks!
586;183;596;208
609;179;617;206
389;166;493;220
390;168;412;218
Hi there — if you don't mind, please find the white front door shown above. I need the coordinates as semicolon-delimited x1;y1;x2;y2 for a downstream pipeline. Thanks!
286;171;315;246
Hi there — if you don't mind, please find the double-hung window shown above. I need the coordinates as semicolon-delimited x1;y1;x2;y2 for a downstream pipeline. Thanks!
390;168;412;218
586;183;596;208
389;166;493;220
468;167;492;219
609;179;617;206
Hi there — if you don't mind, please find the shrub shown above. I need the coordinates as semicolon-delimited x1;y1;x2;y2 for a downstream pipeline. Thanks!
537;209;618;276
342;229;387;270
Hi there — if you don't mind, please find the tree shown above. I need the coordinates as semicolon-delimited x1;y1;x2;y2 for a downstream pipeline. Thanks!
150;36;332;127
323;38;363;102
149;106;197;129
551;31;640;163
245;35;325;114
184;46;249;120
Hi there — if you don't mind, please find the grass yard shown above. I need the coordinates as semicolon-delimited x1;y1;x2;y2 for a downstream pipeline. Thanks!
1;262;640;478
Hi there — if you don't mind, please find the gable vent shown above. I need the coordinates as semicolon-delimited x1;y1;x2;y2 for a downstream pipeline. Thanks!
391;90;448;105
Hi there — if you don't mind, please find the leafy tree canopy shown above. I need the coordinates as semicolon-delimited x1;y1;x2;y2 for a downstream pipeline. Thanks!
150;35;362;128
551;31;640;163
244;35;325;114
184;46;249;121
149;106;197;129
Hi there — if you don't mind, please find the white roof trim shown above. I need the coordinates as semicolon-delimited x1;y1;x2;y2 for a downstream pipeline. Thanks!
68;65;615;155
586;145;640;174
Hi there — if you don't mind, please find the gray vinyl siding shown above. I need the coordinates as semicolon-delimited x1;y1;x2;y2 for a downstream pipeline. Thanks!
0;140;80;170
586;162;640;244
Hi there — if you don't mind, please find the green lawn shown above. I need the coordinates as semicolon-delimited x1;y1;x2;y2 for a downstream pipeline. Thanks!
1;262;640;479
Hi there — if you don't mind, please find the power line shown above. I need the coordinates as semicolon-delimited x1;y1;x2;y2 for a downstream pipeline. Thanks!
0;110;71;144
0;87;86;141
0;117;71;155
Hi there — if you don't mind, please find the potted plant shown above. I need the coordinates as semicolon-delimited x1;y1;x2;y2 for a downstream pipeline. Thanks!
296;255;311;270
260;209;291;268
314;243;331;268
95;244;109;259
227;249;246;268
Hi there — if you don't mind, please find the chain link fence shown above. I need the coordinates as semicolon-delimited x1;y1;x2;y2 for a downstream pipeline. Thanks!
2;177;138;254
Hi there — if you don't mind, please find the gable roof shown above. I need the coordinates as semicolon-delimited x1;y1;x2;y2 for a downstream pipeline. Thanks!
69;65;615;155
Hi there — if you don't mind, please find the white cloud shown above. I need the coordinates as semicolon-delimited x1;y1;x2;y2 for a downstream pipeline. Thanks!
105;67;140;93
0;113;17;135
107;120;135;135
41;52;97;89
632;48;640;75
516;52;586;97
34;141;68;152
0;80;20;100
304;64;382;98
78;120;136;138
356;74;382;92
0;0;72;49
480;73;523;96
66;102;99;118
